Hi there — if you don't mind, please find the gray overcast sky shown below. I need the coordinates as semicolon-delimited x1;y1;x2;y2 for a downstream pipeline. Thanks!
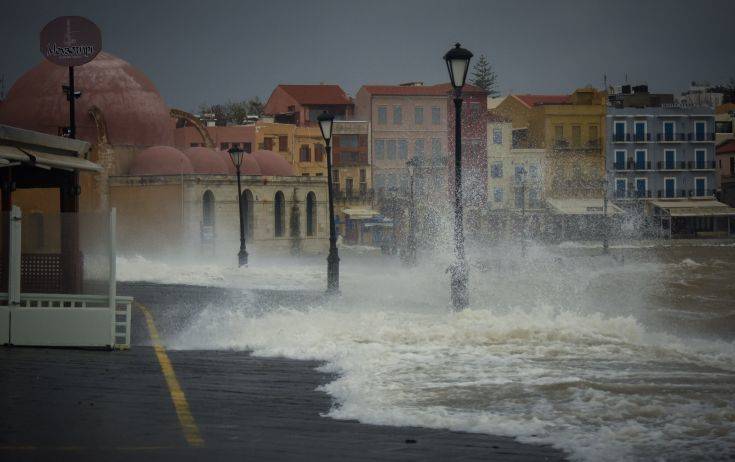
1;0;734;112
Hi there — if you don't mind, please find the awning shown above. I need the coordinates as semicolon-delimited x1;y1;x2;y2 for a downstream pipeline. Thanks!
343;208;381;220
651;199;735;217
0;145;102;172
546;198;623;216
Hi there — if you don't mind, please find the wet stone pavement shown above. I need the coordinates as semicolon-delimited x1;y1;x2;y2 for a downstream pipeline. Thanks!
0;282;566;461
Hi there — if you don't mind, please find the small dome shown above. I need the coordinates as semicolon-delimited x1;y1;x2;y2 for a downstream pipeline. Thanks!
129;146;193;175
251;150;295;176
184;147;229;174
215;150;262;175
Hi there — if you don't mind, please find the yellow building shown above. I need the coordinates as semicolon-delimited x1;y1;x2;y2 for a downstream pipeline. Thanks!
254;122;327;177
495;88;607;199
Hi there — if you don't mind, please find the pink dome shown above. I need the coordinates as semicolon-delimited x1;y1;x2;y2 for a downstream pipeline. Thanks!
129;146;193;175
251;150;295;176
0;52;174;147
216;150;262;175
184;147;229;174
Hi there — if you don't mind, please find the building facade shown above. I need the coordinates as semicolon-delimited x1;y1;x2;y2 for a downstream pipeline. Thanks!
606;106;717;204
254;122;327;177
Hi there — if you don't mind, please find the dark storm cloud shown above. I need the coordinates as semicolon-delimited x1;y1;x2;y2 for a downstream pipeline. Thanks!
1;0;733;111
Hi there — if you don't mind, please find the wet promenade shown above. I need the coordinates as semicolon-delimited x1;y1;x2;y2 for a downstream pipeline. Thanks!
0;283;565;461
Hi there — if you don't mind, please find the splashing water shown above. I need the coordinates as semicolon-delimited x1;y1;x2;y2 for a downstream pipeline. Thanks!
118;242;735;461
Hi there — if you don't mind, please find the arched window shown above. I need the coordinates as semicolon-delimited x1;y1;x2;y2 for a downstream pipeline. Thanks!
203;190;215;227
306;192;317;237
274;191;285;237
242;189;254;241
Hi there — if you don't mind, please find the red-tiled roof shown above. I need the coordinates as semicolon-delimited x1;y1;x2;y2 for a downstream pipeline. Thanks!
361;83;486;96
278;85;352;105
717;139;735;155
514;94;570;108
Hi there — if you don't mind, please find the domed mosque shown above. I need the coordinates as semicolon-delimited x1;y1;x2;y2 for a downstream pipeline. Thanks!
0;52;328;256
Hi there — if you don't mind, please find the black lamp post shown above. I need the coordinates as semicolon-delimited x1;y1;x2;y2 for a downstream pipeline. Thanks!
404;157;419;266
602;175;609;255
317;111;340;294
444;42;472;310
228;146;248;266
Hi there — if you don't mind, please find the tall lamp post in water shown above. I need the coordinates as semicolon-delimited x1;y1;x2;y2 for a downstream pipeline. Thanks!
444;43;473;310
404;157;419;266
517;165;527;258
317;111;340;294
228;146;248;266
602;175;609;255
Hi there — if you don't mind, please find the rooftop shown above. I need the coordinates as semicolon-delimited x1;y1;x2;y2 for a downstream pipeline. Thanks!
361;83;486;96
277;85;352;106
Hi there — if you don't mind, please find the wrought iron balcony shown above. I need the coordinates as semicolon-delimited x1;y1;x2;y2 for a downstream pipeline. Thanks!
688;160;716;170
632;133;651;142
657;132;687;142
688;132;716;142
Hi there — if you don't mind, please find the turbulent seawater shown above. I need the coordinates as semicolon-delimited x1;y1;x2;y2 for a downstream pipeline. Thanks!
117;242;735;461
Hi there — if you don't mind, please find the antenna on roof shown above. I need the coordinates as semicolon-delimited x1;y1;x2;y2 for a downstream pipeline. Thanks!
625;73;628;84
603;74;607;90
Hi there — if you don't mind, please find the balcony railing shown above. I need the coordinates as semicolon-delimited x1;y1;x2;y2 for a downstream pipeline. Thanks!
689;160;716;170
657;160;683;170
689;132;715;142
657;133;687;142
632;133;651;142
612;133;626;143
654;189;714;199
552;138;602;151
615;189;653;199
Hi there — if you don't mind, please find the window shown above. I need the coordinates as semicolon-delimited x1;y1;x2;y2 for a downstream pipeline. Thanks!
491;162;503;178
314;144;325;162
470;102;481;117
694;121;706;141
378;106;387;125
243;142;252;153
554;125;563;141
432;107;441;124
306;192;316;237
393;106;402;125
635;150;646;169
493;128;502;145
398;140;408;159
635;178;647;197
695;149;706;169
614;150;626;169
387;140;396;160
515;188;524;209
415;107;424;125
299;145;310;162
302;173;310;177
614;121;626;141
431;138;442;158
263;138;273;151
345;178;354;197
529;165;538;178
274;191;285;237
190;143;200;147
374;173;385;189
332;170;340;192
695;177;706;196
414;139;425;159
716;120;733;134
315;172;323;176
588;125;598;144
615;178;627;198
375;139;385;159
339;135;359;148
664;149;676;169
664;178;675;198
634;121;646;141
202;190;215;227
572;125;581;147
663;121;675;141
278;136;288;152
494;188;504;203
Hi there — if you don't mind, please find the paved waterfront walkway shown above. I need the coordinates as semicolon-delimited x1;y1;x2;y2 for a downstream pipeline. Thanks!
0;283;566;461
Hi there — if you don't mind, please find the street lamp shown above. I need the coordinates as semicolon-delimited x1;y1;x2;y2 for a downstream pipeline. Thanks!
317;111;340;294
601;175;609;255
444;42;472;310
228;146;248;266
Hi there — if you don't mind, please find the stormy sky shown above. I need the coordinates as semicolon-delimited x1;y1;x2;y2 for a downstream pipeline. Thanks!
1;0;734;112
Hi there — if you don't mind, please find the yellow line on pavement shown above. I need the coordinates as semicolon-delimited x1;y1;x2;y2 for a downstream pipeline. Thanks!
136;302;204;448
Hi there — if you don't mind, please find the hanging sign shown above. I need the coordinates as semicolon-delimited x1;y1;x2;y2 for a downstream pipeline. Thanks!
40;16;101;66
